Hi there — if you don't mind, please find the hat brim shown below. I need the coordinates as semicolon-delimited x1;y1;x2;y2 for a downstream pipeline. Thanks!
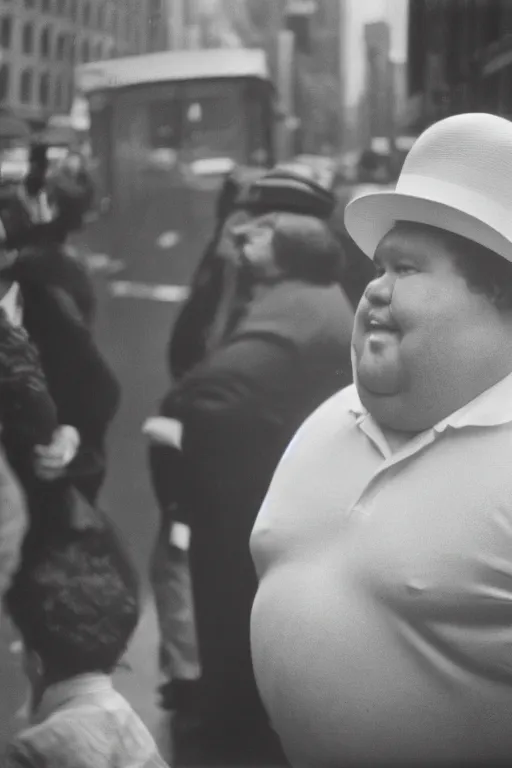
344;190;512;263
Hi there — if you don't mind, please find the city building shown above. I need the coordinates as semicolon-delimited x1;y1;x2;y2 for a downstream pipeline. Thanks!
407;0;512;131
0;0;156;130
362;21;393;146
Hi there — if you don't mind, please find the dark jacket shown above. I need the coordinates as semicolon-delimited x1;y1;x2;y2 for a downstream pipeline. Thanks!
162;278;354;726
0;307;100;561
5;247;96;328
2;271;120;505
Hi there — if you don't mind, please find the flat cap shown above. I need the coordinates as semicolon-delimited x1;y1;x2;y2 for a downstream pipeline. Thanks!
233;165;336;220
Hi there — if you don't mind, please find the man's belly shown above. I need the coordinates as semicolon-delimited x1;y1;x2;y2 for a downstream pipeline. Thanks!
251;552;512;767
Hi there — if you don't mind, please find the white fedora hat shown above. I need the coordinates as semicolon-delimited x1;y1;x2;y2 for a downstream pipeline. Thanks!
345;113;512;262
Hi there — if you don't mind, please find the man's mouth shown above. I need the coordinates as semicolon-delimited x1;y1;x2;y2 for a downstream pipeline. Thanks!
365;314;399;333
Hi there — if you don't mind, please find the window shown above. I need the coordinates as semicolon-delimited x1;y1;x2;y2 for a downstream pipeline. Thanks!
54;77;62;109
0;64;10;103
40;27;51;58
56;32;66;60
95;41;103;60
83;0;91;26
81;39;90;62
97;2;105;29
57;0;66;13
149;101;180;149
22;23;34;54
69;0;77;19
20;69;33;103
68;34;77;62
42;0;51;11
62;80;71;111
0;16;12;49
39;72;50;106
24;0;36;8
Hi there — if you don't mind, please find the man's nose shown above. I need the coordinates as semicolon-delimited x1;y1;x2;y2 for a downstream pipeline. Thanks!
364;272;394;305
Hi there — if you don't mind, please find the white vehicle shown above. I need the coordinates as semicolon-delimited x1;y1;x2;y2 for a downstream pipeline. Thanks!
75;48;275;265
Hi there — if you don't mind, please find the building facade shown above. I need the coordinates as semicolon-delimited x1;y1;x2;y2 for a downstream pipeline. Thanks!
234;0;346;153
407;0;512;131
0;0;155;129
363;22;393;144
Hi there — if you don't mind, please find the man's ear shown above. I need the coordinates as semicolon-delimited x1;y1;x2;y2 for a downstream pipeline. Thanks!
23;646;44;681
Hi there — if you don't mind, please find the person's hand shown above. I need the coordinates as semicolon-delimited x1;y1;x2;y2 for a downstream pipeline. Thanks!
142;417;183;449
34;425;80;481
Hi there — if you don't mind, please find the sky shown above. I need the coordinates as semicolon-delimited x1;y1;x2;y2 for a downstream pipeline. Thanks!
345;0;409;106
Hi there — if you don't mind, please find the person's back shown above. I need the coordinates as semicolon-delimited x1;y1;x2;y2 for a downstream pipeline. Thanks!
5;674;167;768
2;522;169;768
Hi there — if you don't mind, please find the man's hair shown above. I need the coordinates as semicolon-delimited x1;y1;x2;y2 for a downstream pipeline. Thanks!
272;212;343;285
5;527;140;681
394;221;512;310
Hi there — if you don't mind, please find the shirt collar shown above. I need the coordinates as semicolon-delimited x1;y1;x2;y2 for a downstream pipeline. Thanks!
32;673;113;725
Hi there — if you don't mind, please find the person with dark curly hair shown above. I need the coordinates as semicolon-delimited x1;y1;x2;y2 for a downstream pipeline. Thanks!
3;524;169;768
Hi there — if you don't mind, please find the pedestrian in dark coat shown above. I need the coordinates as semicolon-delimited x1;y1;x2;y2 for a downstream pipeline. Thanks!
15;276;119;505
146;168;342;718
0;305;84;568
160;211;354;764
0;232;120;506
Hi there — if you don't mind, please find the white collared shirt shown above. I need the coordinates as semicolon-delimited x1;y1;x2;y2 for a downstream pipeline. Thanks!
251;372;512;767
5;674;169;767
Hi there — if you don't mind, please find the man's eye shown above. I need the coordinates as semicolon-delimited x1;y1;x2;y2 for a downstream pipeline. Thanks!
395;264;416;275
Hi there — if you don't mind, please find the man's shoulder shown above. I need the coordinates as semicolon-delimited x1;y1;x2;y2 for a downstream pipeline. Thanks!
279;384;360;462
306;384;362;425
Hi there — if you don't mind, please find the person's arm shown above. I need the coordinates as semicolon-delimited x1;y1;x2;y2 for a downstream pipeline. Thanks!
168;332;299;429
169;333;301;533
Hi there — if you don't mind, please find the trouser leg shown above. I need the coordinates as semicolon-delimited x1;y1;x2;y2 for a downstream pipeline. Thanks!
150;524;201;682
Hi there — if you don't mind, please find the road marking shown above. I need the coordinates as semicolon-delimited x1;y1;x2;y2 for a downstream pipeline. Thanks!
109;281;190;302
156;231;181;249
85;253;125;273
67;246;125;274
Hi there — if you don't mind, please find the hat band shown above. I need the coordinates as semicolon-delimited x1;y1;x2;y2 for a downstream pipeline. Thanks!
397;173;512;237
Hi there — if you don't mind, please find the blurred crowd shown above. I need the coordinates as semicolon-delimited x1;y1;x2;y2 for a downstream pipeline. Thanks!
0;138;364;766
0;130;361;766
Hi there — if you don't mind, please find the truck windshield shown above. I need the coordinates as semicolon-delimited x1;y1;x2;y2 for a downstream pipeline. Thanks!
110;77;269;174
